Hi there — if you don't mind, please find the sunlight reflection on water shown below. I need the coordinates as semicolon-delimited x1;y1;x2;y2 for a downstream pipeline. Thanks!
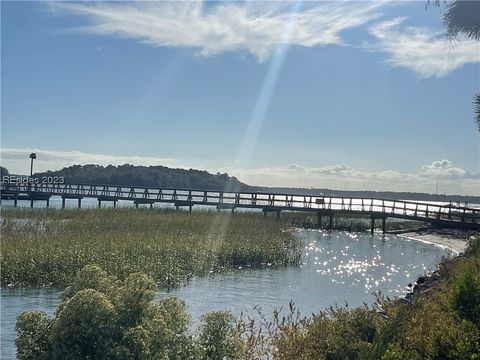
0;230;452;358
155;230;451;324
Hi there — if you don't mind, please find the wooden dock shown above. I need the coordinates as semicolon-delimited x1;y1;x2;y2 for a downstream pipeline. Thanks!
1;182;479;232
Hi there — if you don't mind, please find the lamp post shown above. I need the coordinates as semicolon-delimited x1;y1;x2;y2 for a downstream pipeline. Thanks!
29;153;37;176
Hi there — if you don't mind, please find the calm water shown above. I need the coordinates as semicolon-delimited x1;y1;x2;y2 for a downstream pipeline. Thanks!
0;230;451;359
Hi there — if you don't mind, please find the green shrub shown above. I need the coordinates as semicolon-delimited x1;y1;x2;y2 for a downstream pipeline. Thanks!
452;266;480;327
16;311;52;360
16;265;241;360
197;311;245;360
269;304;383;360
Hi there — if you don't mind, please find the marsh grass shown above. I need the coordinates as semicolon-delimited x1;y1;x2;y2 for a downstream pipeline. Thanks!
282;212;419;232
1;208;302;288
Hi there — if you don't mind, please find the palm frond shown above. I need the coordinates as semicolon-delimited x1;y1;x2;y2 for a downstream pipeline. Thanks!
474;93;480;133
444;0;480;41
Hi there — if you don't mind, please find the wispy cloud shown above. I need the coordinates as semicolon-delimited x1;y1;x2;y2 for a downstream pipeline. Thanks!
368;17;480;78
0;148;177;174
49;1;383;62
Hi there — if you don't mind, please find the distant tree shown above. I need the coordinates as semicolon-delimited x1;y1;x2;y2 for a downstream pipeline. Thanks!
0;166;9;177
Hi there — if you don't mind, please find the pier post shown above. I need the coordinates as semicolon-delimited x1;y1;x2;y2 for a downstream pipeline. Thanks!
276;210;280;220
150;203;153;210
135;202;139;209
98;200;102;208
263;210;267;217
382;218;386;234
175;205;179;211
14;194;18;207
78;198;81;208
62;197;66;209
30;199;34;208
231;208;235;215
317;213;322;228
189;205;192;213
329;215;333;229
46;198;50;208
113;201;117;209
371;217;375;235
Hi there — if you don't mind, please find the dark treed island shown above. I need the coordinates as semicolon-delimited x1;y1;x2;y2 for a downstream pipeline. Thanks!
31;164;256;191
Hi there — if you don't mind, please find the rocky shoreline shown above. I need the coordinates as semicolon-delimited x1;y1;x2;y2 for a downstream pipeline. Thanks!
397;228;476;303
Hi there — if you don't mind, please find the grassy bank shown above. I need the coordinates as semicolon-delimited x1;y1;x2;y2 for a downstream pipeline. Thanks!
1;208;302;288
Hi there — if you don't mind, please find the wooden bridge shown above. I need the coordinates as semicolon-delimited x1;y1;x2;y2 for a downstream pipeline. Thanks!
1;182;479;232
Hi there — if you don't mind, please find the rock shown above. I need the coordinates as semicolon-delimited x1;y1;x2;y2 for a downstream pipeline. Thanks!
416;276;426;284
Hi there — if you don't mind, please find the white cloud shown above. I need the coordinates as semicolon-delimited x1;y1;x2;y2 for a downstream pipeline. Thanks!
422;159;470;178
220;159;479;195
0;148;177;174
368;17;480;78
49;1;383;62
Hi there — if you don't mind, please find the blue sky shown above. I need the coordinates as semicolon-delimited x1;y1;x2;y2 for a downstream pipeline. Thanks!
1;1;479;195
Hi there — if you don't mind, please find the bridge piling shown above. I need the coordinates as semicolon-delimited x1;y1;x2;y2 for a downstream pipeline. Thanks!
13;194;17;207
371;217;375;235
30;199;34;208
329;215;333;229
276;210;280;220
46;198;50;208
62;197;66;209
317;213;322;228
382;218;386;234
78;198;81;208
98;200;102;208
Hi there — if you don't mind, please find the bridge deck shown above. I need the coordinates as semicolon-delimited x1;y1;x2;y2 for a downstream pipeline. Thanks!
1;182;479;230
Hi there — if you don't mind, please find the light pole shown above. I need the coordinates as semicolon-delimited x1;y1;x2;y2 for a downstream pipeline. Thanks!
29;153;37;176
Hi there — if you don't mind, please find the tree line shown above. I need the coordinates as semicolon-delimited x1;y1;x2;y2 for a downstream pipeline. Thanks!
32;164;255;191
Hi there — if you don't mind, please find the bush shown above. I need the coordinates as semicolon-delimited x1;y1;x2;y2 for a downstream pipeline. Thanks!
271;304;383;360
197;311;245;360
16;265;241;360
452;266;480;327
16;311;52;360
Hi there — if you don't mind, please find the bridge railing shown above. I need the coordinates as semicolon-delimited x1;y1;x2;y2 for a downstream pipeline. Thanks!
1;182;478;224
